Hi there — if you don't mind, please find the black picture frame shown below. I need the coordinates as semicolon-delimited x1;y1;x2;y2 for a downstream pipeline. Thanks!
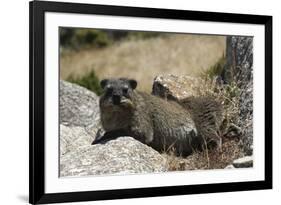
29;0;272;204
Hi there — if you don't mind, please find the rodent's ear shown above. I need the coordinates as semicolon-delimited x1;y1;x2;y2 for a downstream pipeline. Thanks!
100;79;108;89
129;79;137;89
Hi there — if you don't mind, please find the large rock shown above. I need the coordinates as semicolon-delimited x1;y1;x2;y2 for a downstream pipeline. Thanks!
60;124;97;156
232;156;253;168
60;80;100;129
152;74;203;101
225;156;253;169
60;136;168;177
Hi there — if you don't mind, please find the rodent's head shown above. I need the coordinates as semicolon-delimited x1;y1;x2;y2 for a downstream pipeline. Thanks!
99;78;137;109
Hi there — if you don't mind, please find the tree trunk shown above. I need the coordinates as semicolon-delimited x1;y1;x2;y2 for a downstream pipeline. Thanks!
222;36;253;155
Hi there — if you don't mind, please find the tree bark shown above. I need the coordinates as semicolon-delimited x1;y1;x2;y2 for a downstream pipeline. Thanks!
222;36;253;155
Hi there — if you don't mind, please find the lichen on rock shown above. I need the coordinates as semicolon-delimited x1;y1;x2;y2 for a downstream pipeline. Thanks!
60;137;168;177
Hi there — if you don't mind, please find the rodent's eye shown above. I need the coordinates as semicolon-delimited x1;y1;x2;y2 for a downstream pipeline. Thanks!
123;88;128;95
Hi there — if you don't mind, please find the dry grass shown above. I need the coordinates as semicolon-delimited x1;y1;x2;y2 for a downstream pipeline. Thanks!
163;138;243;171
60;34;226;92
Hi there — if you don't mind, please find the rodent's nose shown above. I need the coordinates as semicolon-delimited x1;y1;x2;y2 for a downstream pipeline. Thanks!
112;95;121;105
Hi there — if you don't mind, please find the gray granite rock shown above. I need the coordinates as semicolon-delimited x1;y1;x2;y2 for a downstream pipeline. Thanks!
60;80;100;129
225;164;235;169
232;156;253;168
60;136;168;177
60;124;98;156
152;74;203;101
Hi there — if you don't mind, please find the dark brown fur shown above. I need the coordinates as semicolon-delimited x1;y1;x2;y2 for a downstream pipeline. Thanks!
179;96;224;148
93;78;203;156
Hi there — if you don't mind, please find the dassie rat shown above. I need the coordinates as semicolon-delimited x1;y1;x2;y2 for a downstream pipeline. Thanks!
92;78;204;156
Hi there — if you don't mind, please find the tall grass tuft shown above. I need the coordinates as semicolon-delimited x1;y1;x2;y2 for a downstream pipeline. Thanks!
202;55;226;79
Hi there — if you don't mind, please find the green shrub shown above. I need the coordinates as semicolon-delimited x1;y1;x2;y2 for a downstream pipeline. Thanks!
60;28;162;51
60;28;112;50
75;29;111;48
66;70;103;95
